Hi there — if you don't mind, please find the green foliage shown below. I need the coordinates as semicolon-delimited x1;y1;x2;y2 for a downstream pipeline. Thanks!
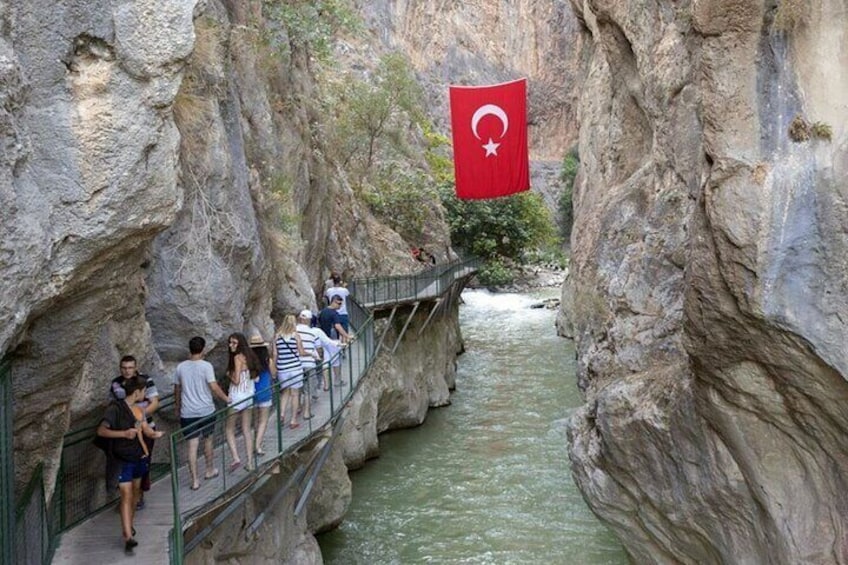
476;257;514;287
788;114;810;142
362;166;438;241
558;147;579;242
523;248;569;269
263;0;360;63
324;52;426;184
773;0;807;31
319;52;445;240
268;172;299;234
811;121;833;141
422;123;454;184
439;187;556;261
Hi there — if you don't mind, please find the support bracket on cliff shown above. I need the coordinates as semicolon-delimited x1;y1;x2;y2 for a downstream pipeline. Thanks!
417;298;443;336
391;302;420;355
375;306;398;354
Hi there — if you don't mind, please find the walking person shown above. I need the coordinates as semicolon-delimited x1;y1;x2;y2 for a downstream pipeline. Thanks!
297;309;339;412
173;336;230;490
224;333;258;472
273;314;306;429
96;376;164;553
249;334;273;457
108;355;159;509
318;295;351;389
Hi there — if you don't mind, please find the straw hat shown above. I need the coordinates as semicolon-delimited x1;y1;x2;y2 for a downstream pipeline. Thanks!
248;334;268;347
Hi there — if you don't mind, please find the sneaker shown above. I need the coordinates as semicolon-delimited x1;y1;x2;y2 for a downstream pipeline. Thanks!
136;499;145;511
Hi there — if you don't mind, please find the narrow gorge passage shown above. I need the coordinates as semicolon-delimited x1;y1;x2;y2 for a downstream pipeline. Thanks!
319;289;627;564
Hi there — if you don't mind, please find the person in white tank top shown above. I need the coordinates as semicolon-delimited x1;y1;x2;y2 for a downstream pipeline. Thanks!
225;333;259;472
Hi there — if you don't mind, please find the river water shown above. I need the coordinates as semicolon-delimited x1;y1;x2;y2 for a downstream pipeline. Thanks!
319;289;628;564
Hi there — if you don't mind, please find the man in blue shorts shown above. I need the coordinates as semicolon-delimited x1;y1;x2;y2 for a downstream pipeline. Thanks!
97;376;164;553
173;336;230;490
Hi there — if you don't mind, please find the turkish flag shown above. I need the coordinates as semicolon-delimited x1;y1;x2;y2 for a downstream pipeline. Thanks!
449;78;530;200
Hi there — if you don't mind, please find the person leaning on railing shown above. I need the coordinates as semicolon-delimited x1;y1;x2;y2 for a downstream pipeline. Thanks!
97;375;165;554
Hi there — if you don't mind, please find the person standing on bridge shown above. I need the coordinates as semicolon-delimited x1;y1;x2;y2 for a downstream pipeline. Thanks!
224;333;258;472
324;275;350;333
97;376;164;553
274;314;307;429
317;296;350;389
297;309;339;415
173;336;230;491
108;355;159;510
249;333;274;457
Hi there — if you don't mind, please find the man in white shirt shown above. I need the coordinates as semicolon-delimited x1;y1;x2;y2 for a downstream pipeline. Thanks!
173;336;230;490
297;310;340;412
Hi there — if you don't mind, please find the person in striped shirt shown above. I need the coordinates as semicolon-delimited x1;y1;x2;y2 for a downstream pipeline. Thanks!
273;314;306;428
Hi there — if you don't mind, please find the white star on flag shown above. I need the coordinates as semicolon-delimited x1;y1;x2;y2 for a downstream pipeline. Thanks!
482;138;501;157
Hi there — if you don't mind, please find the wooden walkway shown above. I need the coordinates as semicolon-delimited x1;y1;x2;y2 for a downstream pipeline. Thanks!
52;372;350;564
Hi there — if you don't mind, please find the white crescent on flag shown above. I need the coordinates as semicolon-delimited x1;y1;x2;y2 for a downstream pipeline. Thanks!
470;104;509;140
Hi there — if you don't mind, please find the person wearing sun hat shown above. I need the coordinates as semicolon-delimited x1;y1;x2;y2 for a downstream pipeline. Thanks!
248;332;273;456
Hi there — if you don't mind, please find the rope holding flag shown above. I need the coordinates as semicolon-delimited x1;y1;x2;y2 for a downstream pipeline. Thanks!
449;78;530;200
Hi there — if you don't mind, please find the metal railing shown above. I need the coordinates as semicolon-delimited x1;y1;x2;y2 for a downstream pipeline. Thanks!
14;464;57;565
169;314;376;562
1;254;479;564
348;257;481;308
1;356;15;565
58;394;177;531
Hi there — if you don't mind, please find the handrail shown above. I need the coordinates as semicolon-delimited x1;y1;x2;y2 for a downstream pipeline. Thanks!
348;257;481;307
7;255;479;565
168;312;377;562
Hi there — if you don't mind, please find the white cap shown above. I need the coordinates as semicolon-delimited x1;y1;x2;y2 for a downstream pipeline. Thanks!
299;309;313;320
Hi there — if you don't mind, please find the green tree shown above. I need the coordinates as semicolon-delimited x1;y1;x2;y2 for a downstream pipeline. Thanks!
439;187;556;261
325;52;425;185
264;0;360;63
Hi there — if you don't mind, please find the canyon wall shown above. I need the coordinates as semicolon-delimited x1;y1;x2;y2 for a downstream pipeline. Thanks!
565;0;848;562
2;0;431;497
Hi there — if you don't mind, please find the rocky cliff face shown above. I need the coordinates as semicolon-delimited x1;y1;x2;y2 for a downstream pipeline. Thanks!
565;0;848;562
2;0;432;496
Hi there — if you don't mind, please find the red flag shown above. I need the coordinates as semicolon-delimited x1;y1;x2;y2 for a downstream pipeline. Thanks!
449;78;530;200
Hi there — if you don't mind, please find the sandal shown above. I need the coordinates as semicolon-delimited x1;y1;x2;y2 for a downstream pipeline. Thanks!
229;460;241;472
289;422;300;429
190;483;201;491
125;538;138;552
256;449;266;456
204;469;219;480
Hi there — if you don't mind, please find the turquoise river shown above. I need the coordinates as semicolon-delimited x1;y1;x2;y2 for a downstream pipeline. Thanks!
319;289;628;564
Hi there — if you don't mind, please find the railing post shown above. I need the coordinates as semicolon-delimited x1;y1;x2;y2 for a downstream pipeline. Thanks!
170;432;184;565
0;356;14;565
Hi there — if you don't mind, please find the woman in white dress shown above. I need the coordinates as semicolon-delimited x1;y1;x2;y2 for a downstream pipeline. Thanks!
225;332;259;471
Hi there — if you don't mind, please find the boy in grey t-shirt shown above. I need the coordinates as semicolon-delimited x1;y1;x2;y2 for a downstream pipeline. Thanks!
173;336;229;490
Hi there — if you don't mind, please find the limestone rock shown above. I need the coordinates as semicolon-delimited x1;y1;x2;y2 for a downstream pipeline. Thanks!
566;0;848;562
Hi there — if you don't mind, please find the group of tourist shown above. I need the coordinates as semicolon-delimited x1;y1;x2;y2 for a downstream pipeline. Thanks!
97;273;355;553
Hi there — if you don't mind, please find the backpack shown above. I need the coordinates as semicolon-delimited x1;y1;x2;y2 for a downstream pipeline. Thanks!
93;401;148;462
92;433;112;456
